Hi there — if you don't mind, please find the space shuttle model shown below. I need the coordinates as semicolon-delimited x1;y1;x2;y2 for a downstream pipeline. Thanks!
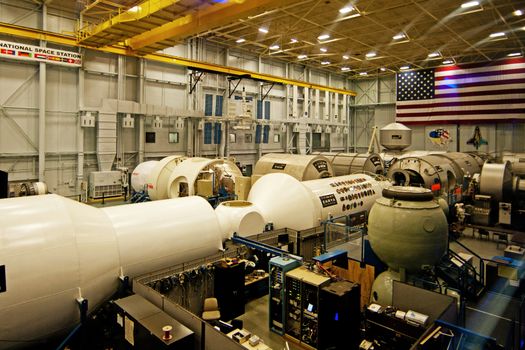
0;173;389;349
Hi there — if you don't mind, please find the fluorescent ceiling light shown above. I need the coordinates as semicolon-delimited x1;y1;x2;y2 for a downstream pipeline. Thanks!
442;59;454;65
342;55;349;60
339;6;354;14
320;47;327;52
269;45;280;50
428;52;441;58
258;27;269;34
298;54;307;59
380;67;386;71
236;38;246;43
400;65;410;70
392;33;406;40
508;52;522;57
514;9;523;16
128;5;140;13
489;32;505;38
359;72;368;76
318;34;331;41
321;61;330;65
341;67;350;71
365;52;377;58
461;1;479;9
290;38;298;43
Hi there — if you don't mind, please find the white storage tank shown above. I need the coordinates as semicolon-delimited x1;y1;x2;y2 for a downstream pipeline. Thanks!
130;160;159;192
248;173;388;230
315;152;384;176
253;153;334;181
380;123;412;151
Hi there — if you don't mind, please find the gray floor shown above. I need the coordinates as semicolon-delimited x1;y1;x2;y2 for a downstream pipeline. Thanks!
238;295;302;350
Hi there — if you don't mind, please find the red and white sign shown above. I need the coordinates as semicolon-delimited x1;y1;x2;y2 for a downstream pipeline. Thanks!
0;40;82;67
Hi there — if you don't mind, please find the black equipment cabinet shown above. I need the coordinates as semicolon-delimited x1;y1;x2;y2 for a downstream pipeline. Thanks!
214;260;246;320
318;280;361;350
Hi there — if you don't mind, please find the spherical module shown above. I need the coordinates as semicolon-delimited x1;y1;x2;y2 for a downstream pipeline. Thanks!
368;186;448;272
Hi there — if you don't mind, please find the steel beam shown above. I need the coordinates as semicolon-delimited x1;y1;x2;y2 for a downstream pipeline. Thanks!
0;22;356;96
125;0;303;51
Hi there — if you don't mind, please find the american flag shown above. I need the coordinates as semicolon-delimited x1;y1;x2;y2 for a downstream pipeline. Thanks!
395;58;525;123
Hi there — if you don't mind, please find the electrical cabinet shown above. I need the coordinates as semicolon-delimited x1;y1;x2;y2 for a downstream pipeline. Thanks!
89;171;123;199
269;257;302;335
214;260;245;321
285;267;330;349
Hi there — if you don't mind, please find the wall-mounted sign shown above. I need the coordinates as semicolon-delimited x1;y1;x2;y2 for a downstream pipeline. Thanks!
466;126;488;150
0;40;82;67
428;128;451;147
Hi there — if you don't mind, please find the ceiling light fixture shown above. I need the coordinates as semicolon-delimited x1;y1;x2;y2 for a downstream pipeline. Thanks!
461;1;479;9
259;27;269;34
428;52;441;58
400;65;410;70
442;59;454;65
298;54;307;59
341;67;350;71
514;9;523;16
365;52;377;58
318;34;331;41
342;55;349;59
359;72;368;76
339;6;354;14
489;32;506;38
269;45;280;50
392;33;406;40
290;38;298;43
128;5;141;13
236;38;246;43
320;47;327;52
321;61;330;65
507;52;522;57
380;67;386;71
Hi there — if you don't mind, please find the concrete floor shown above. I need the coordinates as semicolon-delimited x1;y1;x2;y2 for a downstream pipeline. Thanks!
238;295;302;350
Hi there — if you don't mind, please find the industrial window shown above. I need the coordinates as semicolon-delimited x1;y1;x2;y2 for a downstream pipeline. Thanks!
245;134;252;143
204;123;213;144
256;100;263;119
215;95;224;117
145;132;156;143
229;133;236;143
263;125;270;144
274;134;281;143
214;123;222;144
168;132;179;144
264;100;271;120
0;265;6;293
205;94;213;116
255;125;262;144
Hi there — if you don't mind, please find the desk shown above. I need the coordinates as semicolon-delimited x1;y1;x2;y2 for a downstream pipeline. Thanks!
245;272;269;300
226;329;271;350
466;224;523;244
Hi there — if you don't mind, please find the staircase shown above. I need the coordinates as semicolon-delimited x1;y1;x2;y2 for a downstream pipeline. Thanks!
436;247;485;300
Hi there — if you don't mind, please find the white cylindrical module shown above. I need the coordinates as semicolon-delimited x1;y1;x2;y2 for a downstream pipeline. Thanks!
167;157;223;198
0;194;223;349
147;155;186;200
215;200;266;239
248;173;388;230
315;152;384;176
379;122;412;151
131;160;159;192
102;196;224;278
253;153;334;180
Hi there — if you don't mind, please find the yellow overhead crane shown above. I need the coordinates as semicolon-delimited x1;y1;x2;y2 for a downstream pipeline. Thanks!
0;22;356;96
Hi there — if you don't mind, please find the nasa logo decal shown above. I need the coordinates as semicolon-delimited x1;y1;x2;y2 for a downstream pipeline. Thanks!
313;160;328;173
0;265;5;293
